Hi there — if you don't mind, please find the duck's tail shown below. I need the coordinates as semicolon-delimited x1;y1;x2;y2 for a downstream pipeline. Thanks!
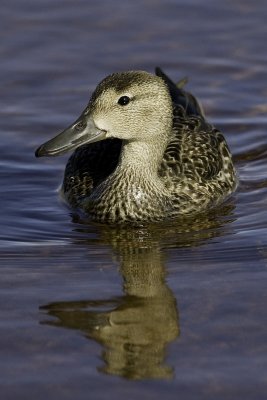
155;67;205;117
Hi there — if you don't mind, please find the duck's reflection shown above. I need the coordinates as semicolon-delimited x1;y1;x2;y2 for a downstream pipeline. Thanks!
41;232;179;379
40;203;235;380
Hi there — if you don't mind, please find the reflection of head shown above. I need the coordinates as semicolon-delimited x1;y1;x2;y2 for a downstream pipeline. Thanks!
41;287;179;380
97;294;178;380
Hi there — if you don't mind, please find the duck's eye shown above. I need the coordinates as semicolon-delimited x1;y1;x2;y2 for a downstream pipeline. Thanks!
118;96;130;106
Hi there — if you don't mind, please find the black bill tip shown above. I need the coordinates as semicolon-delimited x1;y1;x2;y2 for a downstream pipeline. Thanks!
35;145;44;158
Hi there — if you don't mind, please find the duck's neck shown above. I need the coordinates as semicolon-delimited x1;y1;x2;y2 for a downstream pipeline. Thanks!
117;140;165;180
87;139;171;223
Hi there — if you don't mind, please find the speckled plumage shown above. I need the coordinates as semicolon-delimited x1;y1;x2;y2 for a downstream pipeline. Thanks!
36;68;237;223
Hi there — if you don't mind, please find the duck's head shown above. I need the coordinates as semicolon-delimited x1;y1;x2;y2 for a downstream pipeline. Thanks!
35;71;173;157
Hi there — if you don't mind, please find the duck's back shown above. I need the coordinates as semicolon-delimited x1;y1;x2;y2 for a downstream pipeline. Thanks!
156;68;237;213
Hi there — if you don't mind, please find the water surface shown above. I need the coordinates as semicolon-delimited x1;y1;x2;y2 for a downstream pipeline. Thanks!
1;1;267;399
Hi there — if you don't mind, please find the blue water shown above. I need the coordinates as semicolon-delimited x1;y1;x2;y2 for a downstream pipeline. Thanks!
1;1;267;399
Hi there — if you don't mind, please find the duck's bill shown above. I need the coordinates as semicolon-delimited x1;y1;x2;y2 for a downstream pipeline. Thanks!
35;114;106;157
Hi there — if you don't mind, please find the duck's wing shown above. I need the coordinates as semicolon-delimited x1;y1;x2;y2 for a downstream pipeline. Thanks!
63;139;122;207
160;106;227;182
157;68;236;206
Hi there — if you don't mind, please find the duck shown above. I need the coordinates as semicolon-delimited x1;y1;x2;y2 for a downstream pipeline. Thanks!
35;67;237;223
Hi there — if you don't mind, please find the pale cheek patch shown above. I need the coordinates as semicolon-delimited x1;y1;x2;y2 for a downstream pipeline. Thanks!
93;116;110;132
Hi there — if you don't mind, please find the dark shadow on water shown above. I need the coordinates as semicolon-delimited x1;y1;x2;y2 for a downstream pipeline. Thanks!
40;202;236;380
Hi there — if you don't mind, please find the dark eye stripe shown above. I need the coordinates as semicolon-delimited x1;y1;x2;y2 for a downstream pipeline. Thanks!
118;96;130;106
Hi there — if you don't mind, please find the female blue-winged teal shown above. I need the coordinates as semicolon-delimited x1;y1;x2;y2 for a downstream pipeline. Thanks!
35;68;237;223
